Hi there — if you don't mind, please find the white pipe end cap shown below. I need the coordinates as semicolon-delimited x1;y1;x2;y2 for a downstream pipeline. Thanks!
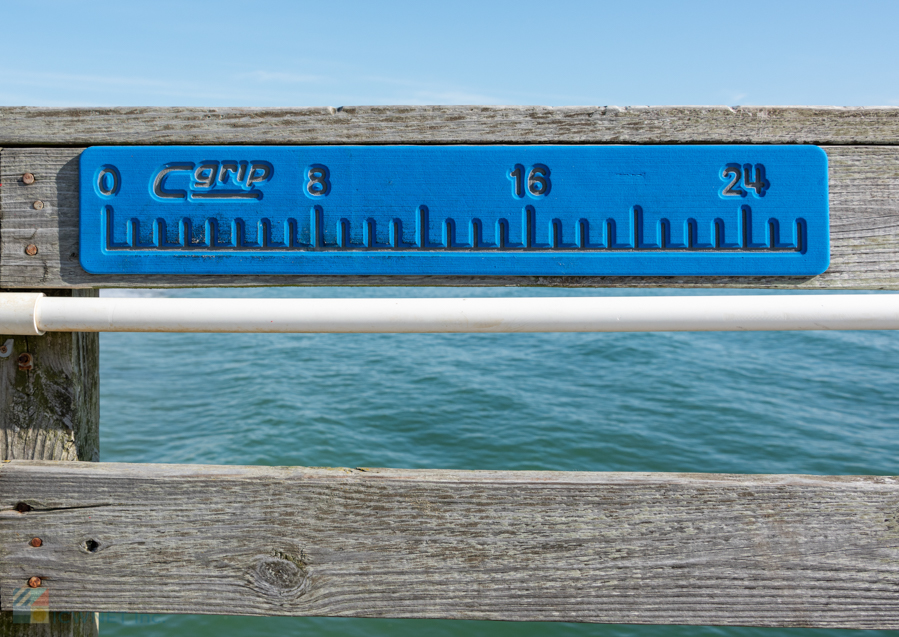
0;293;45;336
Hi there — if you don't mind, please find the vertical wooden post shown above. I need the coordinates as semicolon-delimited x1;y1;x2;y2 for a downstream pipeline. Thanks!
1;289;99;636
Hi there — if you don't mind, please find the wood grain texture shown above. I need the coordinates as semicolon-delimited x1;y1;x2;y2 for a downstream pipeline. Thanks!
3;106;899;146
2;146;899;288
0;291;99;463
0;294;99;635
0;290;100;461
1;461;899;627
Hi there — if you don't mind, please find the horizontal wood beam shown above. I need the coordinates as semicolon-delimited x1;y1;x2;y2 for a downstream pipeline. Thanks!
3;106;899;146
1;461;899;627
2;146;898;288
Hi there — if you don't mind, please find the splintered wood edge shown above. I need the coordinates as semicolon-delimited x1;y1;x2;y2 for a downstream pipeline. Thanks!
2;459;897;486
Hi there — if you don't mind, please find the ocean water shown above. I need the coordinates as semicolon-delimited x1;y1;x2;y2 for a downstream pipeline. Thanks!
96;287;899;637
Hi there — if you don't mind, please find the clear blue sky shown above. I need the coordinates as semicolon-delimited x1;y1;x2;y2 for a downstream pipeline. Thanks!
2;0;897;107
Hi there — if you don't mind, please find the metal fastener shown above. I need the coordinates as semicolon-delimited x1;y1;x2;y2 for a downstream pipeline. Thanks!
18;352;33;371
22;173;35;185
30;538;42;548
25;244;38;256
28;577;41;588
0;339;12;358
33;200;44;210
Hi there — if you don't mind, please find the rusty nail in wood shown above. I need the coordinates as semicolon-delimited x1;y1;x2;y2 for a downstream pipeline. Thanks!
25;244;38;256
18;352;33;371
22;173;35;184
33;200;44;210
28;577;41;588
30;537;42;547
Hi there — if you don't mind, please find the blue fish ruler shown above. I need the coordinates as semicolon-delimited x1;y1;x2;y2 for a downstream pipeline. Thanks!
79;145;829;276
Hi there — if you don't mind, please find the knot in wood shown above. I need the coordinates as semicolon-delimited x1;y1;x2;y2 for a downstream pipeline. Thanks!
248;551;309;599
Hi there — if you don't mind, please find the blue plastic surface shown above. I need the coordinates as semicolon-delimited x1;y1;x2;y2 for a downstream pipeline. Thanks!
78;146;829;276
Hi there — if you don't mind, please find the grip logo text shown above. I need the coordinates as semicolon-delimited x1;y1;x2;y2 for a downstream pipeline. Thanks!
149;161;274;201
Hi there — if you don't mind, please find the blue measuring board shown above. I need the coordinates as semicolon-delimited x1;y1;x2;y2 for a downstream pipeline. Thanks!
79;146;829;276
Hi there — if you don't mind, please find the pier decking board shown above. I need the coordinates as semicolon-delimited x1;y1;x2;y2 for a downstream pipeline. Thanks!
2;461;899;627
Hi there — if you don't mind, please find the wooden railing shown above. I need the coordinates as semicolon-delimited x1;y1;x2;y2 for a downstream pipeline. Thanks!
2;106;899;636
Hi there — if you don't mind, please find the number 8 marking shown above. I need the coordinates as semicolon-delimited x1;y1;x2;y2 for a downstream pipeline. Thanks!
305;165;331;197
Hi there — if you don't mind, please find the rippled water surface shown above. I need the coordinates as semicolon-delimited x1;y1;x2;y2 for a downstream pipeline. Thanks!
97;287;899;637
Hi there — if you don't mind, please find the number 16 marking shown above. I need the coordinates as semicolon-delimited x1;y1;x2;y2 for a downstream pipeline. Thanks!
510;164;551;198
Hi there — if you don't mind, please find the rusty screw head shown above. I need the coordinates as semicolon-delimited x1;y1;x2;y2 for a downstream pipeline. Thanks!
33;200;44;210
0;344;8;356
22;173;35;185
28;577;42;588
25;244;38;256
30;537;42;547
18;352;33;371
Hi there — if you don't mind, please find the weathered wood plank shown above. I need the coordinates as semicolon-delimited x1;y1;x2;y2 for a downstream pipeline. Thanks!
0;291;99;463
1;461;898;628
0;296;99;635
3;106;899;146
2;146;899;288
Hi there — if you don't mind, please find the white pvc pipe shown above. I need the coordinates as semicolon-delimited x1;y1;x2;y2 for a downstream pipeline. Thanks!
2;293;899;335
0;293;43;336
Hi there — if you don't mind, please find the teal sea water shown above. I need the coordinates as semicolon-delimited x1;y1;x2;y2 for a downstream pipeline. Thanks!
97;287;899;637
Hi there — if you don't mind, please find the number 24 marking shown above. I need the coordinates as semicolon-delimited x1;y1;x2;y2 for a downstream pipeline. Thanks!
722;163;769;197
